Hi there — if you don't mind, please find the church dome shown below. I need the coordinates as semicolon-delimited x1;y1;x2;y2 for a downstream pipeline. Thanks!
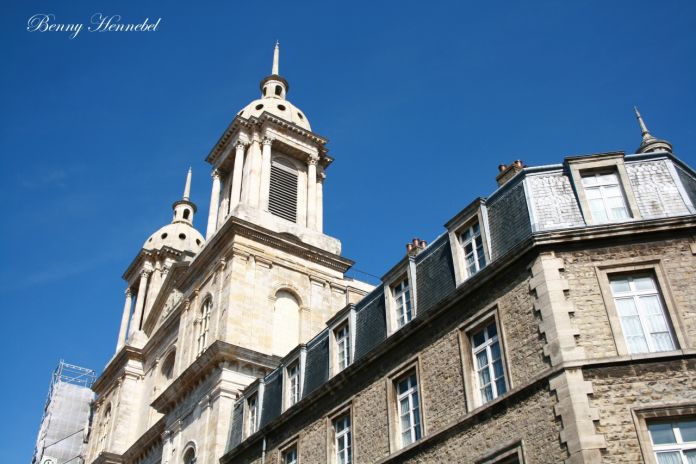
237;42;312;131
238;97;311;131
143;222;204;254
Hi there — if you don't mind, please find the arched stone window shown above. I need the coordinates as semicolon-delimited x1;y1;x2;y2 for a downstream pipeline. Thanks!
197;298;212;356
268;157;299;223
99;404;111;449
272;290;300;356
160;349;175;381
183;446;197;464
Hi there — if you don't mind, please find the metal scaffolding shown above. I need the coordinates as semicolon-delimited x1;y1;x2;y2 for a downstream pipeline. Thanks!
33;360;96;464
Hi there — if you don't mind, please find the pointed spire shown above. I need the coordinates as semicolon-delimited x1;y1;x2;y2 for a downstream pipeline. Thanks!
634;106;654;141
183;167;192;200
272;41;280;75
633;107;673;154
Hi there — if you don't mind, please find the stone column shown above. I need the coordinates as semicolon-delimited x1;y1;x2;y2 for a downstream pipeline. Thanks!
260;137;273;210
143;260;162;323
317;171;324;233
128;270;151;337
116;289;132;352
307;157;318;229
206;169;222;239
230;142;245;210
247;137;262;207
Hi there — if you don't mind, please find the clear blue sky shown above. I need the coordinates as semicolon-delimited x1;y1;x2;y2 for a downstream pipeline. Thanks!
1;0;695;461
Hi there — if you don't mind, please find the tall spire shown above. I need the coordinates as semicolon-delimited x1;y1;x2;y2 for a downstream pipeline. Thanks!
183;167;192;200
633;107;672;154
272;41;280;75
634;106;653;141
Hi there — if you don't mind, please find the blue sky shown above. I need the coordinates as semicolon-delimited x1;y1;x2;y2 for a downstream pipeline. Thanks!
1;0;695;461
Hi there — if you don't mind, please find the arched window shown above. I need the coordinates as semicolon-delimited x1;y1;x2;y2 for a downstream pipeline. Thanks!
161;350;175;381
197;298;212;356
99;404;111;449
183;447;196;464
272;290;300;356
183;209;190;220
268;157;299;223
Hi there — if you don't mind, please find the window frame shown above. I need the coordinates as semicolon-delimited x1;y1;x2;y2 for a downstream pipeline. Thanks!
445;200;492;287
197;297;213;356
475;440;526;464
282;349;306;411
327;406;353;464
565;152;641;225
243;385;263;439
382;258;418;336
458;307;512;412
632;404;696;464
595;260;688;357
580;171;631;223
385;359;426;452
279;438;300;464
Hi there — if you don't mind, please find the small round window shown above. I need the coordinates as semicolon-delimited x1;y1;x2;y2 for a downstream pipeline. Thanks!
277;104;286;111
179;233;186;240
297;112;304;120
196;239;201;245
161;233;168;239
255;104;263;110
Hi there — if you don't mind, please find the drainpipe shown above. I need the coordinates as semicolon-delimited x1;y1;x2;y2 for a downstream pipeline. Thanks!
261;436;267;464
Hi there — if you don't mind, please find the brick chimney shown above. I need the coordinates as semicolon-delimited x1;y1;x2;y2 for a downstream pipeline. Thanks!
495;160;525;186
406;238;427;256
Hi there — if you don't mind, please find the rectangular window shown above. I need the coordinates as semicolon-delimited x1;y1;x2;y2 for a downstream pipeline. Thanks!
471;321;507;404
581;172;630;223
282;445;298;464
460;222;486;277
287;362;300;407
610;274;676;354
648;419;696;463
395;371;422;447
246;394;258;436
393;278;413;328
334;413;352;464
269;160;298;223
335;323;351;372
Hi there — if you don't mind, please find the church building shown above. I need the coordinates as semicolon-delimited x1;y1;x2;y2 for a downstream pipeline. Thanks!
85;45;696;464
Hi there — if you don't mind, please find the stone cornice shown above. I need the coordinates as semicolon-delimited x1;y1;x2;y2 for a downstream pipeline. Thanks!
93;346;144;394
177;217;353;291
206;113;328;167
91;451;124;464
122;246;190;283
151;341;280;414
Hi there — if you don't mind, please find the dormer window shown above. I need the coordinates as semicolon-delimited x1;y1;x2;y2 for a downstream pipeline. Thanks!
460;222;486;277
335;323;351;372
581;172;630;223
246;393;259;436
283;356;305;410
393;278;413;329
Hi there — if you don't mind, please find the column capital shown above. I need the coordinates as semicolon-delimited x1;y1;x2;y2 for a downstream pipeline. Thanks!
307;156;318;166
262;137;273;147
235;140;247;150
212;169;222;179
125;288;132;297
140;268;153;278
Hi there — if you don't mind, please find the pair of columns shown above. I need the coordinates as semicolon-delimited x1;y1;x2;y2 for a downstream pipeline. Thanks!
205;137;324;238
115;266;156;352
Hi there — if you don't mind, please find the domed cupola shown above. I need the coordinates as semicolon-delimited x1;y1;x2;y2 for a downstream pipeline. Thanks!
237;42;312;130
143;168;205;254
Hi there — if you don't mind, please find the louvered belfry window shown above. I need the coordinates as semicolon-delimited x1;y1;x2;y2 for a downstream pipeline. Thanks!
269;158;298;222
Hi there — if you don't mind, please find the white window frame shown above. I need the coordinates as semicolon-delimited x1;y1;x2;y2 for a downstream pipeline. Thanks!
648;419;696;463
281;443;299;464
633;405;696;464
565;152;641;225
287;361;300;407
327;306;357;378
395;370;422;448
283;350;306;410
581;171;631;223
609;274;676;354
392;277;413;329
445;201;492;287
459;220;487;278
333;412;352;464
246;393;259;437
335;323;351;372
595;260;687;357
470;321;508;405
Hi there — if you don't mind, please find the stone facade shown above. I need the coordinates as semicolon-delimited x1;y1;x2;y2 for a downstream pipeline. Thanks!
83;45;696;464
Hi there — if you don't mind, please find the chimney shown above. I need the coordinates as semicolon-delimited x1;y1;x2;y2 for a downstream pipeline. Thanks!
406;238;427;256
495;159;525;186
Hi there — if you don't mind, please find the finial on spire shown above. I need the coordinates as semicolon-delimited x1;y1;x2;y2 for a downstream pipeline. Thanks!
183;167;192;200
634;106;653;141
272;41;280;75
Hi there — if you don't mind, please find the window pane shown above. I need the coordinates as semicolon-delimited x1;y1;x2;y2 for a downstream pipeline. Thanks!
582;176;598;186
491;341;501;360
656;452;681;464
633;276;656;291
472;331;486;348
685;450;696;464
652;332;675;352
616;298;638;317
476;351;489;370
495;377;507;395
680;419;696;442
610;278;631;293
649;422;677;445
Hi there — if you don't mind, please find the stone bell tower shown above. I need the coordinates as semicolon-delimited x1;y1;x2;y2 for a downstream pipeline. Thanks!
204;42;339;254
